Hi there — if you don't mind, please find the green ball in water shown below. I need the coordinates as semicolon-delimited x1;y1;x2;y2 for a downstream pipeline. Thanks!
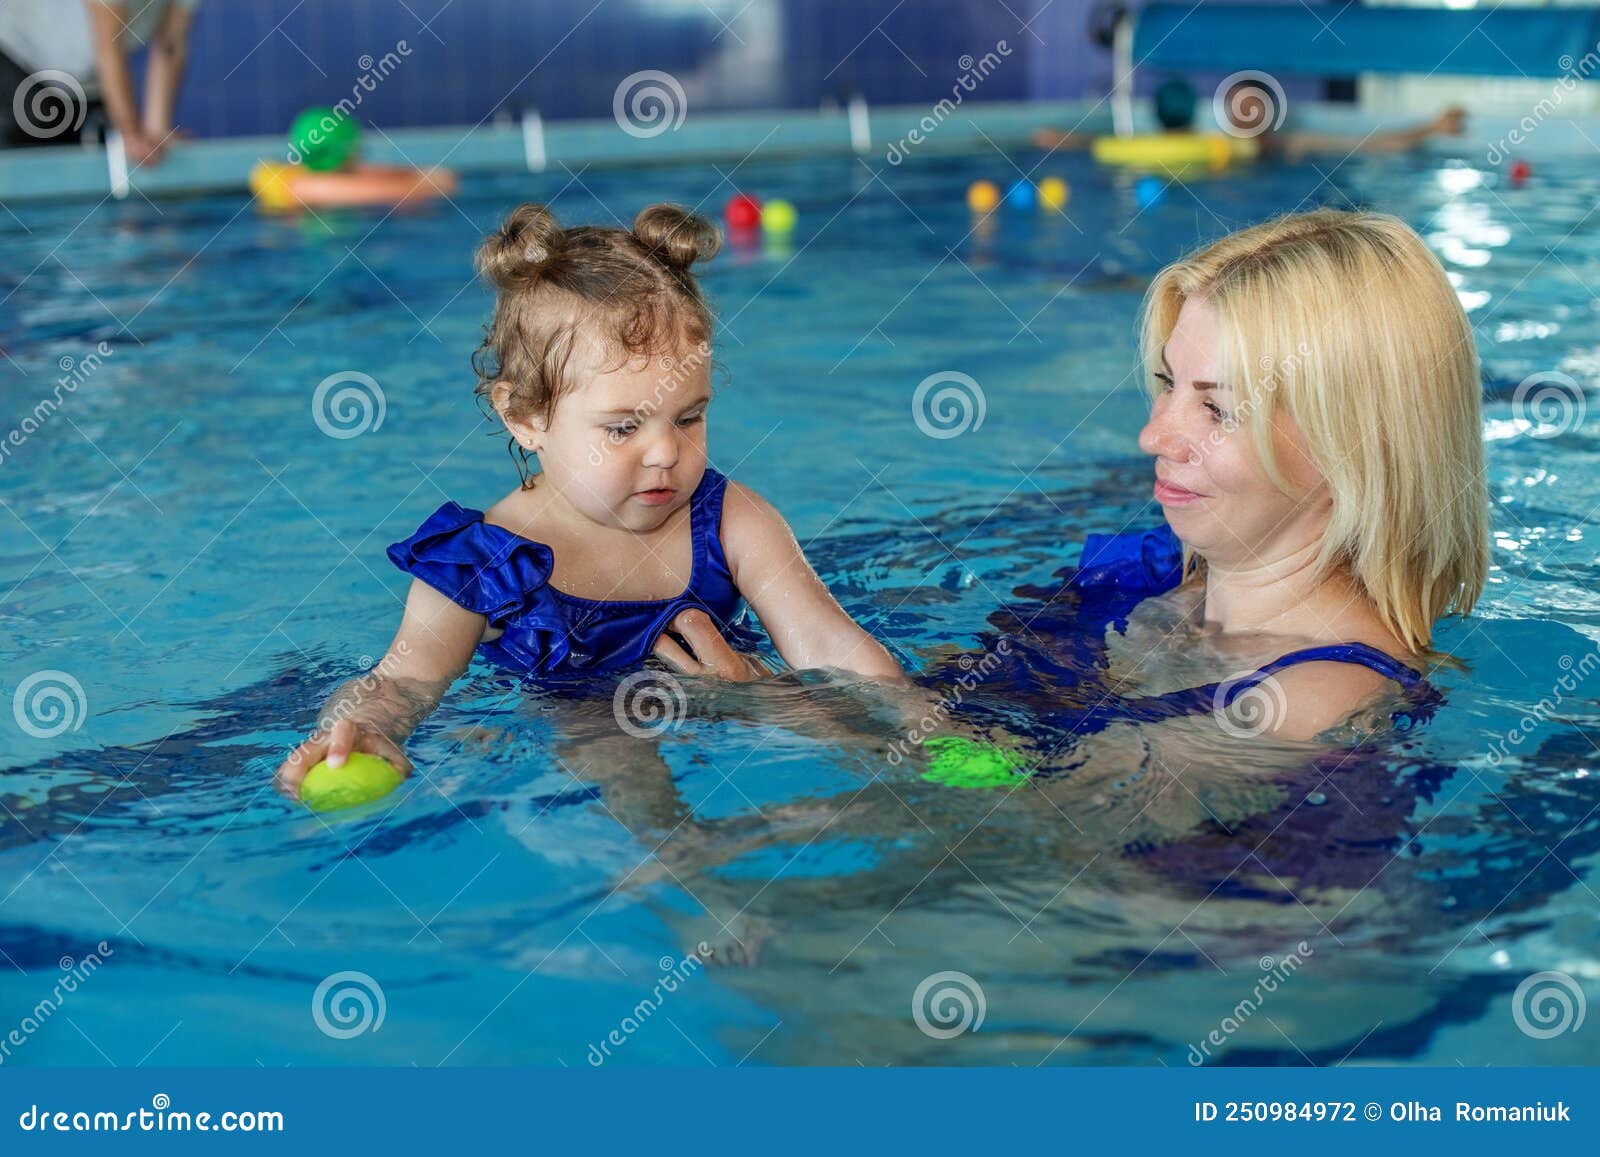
920;736;1028;790
287;107;360;172
300;752;402;812
761;198;798;234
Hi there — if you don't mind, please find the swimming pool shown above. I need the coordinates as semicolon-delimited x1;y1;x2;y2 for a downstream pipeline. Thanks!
2;144;1597;1067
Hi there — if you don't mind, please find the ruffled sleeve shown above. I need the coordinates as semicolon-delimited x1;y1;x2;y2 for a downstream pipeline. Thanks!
386;502;556;623
1067;524;1185;598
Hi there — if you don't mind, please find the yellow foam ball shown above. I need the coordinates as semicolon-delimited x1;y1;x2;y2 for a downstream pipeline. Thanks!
1038;176;1070;210
299;752;403;812
965;180;1001;213
761;198;797;233
249;160;299;212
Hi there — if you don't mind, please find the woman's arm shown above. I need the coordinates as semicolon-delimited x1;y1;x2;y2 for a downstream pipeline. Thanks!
273;579;484;798
1031;660;1396;842
1029;718;1291;847
708;482;901;679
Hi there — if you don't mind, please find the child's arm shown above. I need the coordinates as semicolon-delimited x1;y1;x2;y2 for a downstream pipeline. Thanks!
683;482;901;679
273;579;484;798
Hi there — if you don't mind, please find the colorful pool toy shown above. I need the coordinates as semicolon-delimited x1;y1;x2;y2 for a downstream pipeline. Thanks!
1135;175;1166;209
1091;132;1256;172
920;736;1030;790
288;107;362;172
725;192;763;230
249;159;459;212
965;180;1001;213
1005;179;1036;210
1037;176;1070;210
761;198;797;233
299;751;404;812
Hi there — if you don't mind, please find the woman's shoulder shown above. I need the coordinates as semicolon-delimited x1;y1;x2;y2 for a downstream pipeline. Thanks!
1236;618;1423;740
1257;660;1398;741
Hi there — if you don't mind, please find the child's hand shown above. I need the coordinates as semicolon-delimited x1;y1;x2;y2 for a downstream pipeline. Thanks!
653;609;772;681
273;719;414;800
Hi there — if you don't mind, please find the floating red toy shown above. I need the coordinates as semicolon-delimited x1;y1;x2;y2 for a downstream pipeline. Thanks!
724;193;762;230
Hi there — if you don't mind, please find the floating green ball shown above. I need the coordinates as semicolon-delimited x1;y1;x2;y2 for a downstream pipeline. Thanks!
761;198;797;234
288;107;360;172
920;736;1028;790
300;752;402;812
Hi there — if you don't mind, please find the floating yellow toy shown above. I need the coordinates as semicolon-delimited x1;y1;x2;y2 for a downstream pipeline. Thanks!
1091;132;1258;173
965;180;1002;213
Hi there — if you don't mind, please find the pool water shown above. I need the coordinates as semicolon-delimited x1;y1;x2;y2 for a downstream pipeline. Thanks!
2;145;1598;1066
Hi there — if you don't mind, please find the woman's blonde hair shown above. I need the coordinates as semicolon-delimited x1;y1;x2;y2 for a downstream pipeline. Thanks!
1140;208;1489;654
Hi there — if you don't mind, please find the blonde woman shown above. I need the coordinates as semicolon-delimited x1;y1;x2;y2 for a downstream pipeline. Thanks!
1101;206;1489;740
664;208;1489;751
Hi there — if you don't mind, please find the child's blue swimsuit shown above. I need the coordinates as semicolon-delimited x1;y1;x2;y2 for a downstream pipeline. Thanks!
387;466;744;676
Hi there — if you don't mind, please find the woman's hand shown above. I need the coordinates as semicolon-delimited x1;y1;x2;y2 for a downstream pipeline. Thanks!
652;609;772;681
274;718;414;801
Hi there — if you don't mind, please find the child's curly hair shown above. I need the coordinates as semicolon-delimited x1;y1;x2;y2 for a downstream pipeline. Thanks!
473;201;721;486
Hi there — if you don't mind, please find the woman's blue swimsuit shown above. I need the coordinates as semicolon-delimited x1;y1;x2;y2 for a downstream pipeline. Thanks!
957;524;1450;892
971;523;1440;733
387;466;745;676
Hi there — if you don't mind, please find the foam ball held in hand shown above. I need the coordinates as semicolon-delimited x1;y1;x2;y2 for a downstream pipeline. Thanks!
300;751;403;812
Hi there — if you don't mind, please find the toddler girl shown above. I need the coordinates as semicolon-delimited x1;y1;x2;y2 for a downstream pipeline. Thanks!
276;202;900;795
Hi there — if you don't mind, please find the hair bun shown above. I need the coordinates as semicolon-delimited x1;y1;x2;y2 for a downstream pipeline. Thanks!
477;202;561;289
633;203;720;271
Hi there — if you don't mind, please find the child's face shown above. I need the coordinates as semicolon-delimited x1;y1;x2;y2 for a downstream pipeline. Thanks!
511;344;712;532
1138;297;1329;568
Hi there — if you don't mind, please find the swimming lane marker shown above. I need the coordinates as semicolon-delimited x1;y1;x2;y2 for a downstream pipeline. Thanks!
106;130;130;200
848;95;871;155
522;108;547;173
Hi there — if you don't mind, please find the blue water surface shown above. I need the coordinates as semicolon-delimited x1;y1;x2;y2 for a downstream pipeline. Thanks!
1;147;1598;1066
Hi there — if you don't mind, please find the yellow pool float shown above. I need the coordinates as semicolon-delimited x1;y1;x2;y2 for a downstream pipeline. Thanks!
248;159;459;213
1091;133;1258;172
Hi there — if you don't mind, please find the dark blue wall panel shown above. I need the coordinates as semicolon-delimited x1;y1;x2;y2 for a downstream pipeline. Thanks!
168;0;1077;138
